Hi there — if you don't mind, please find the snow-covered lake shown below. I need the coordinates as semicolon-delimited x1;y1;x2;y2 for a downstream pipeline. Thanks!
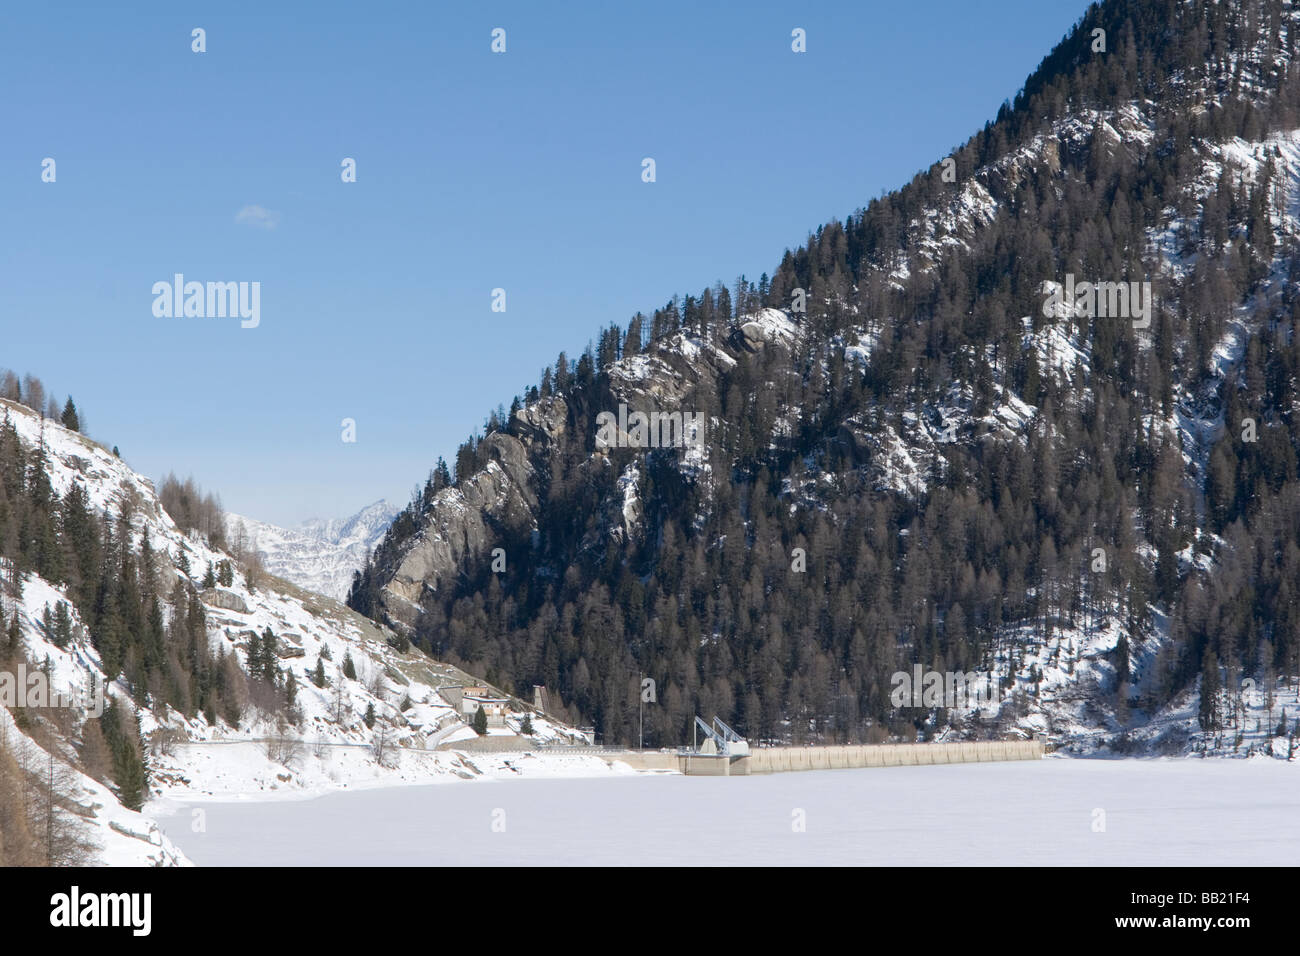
152;757;1299;866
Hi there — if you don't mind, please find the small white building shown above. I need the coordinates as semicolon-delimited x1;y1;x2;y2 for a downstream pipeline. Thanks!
438;683;512;729
462;693;509;728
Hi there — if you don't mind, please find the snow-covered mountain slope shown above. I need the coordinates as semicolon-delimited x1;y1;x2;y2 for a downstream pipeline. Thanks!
0;704;190;866
351;2;1300;760
0;399;612;865
225;500;397;601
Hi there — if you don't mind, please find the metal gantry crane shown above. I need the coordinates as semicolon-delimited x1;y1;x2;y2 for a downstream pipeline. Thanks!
691;715;750;757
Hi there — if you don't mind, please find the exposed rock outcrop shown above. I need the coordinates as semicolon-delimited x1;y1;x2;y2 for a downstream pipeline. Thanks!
201;588;249;614
381;432;540;626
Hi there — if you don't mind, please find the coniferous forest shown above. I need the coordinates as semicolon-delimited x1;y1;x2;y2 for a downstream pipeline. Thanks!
350;0;1300;747
0;380;293;818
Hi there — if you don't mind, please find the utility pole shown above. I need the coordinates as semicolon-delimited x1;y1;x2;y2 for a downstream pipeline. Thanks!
639;671;644;750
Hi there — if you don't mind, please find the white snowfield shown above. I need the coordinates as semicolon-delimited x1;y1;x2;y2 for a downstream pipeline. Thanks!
0;399;615;866
151;756;1300;867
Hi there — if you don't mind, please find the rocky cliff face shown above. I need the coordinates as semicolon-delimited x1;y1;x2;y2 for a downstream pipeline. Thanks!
371;313;803;631
382;433;541;625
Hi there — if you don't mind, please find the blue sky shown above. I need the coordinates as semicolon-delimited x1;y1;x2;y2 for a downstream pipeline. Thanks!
0;0;1091;526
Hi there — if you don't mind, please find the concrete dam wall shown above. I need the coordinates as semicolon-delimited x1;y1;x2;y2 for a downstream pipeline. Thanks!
607;739;1044;775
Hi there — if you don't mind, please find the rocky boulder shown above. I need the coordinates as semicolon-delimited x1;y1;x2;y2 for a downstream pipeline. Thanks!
201;588;250;614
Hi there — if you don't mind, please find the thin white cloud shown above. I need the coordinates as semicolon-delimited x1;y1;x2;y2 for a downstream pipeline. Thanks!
234;205;281;230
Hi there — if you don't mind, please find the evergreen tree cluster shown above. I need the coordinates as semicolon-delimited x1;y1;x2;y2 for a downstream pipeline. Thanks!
0;411;258;743
0;367;84;434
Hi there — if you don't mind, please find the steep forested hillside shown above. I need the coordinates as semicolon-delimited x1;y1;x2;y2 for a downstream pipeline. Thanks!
0;385;597;865
350;0;1300;752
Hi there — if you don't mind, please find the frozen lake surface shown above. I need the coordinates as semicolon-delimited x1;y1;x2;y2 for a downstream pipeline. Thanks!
152;757;1299;866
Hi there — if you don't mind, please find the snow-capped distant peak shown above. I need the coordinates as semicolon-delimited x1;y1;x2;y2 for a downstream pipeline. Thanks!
225;500;397;601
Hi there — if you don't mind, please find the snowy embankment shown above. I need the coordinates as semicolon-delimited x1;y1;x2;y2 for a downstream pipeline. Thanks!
147;742;628;806
0;705;189;866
